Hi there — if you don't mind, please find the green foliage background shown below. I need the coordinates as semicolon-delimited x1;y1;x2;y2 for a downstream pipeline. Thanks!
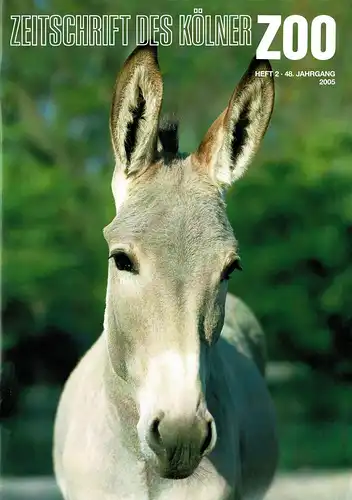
1;0;351;476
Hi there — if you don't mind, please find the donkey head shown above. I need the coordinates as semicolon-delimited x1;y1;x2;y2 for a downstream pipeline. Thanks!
103;44;274;479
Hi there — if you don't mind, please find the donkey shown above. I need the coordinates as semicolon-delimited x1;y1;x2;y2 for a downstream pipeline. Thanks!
53;43;278;500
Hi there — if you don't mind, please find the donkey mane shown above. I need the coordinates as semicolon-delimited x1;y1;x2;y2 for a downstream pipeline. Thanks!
158;118;179;155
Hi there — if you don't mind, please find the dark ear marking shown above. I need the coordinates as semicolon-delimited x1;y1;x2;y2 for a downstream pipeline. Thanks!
230;100;250;167
125;87;146;165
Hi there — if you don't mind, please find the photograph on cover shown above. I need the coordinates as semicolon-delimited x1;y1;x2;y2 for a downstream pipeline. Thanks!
1;0;351;499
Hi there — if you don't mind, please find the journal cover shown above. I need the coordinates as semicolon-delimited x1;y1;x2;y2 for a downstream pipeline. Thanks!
2;2;351;499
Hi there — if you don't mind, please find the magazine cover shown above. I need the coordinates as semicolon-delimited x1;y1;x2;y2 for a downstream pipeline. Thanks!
1;0;351;499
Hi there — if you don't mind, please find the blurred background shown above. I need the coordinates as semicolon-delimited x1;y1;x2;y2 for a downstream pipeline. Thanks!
1;0;351;492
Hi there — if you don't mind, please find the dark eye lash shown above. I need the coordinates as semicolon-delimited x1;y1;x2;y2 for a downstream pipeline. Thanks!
109;251;138;274
221;259;242;281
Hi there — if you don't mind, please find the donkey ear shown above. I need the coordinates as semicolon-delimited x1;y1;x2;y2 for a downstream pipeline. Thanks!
193;57;274;188
110;43;163;178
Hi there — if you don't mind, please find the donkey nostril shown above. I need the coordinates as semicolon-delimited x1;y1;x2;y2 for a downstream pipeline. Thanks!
200;421;213;455
152;418;160;434
148;417;162;448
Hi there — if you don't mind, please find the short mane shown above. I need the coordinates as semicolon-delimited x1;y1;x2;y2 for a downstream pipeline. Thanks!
158;118;179;155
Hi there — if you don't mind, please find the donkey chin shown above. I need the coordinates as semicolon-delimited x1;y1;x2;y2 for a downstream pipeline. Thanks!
137;408;217;480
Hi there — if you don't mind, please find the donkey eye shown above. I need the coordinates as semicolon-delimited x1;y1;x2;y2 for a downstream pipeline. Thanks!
110;252;137;273
221;259;242;281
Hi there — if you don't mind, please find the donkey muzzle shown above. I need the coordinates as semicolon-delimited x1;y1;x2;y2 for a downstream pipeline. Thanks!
145;410;216;479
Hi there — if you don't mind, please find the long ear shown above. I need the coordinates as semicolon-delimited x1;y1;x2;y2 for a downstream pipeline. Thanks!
110;43;163;187
193;57;274;188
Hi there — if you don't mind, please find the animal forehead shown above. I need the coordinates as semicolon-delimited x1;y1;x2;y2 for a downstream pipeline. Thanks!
106;164;236;253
